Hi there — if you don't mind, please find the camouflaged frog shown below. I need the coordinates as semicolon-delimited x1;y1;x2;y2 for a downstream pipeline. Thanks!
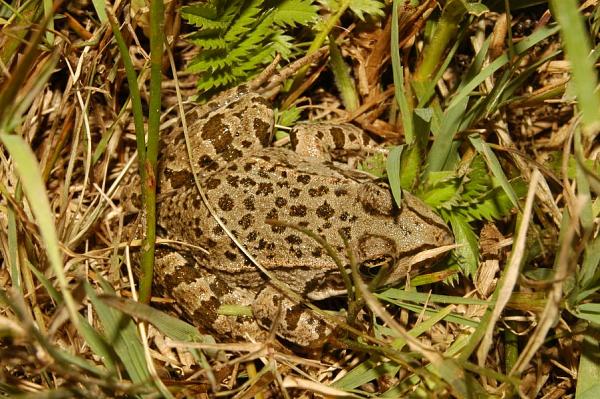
132;85;453;347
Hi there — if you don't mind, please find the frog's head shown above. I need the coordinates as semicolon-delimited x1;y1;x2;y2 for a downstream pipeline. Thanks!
355;191;454;286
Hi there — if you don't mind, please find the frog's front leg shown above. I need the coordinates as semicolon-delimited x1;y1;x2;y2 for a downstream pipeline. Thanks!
290;122;381;162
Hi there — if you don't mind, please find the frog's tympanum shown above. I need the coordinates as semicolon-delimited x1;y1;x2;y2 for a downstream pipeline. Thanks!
127;86;453;347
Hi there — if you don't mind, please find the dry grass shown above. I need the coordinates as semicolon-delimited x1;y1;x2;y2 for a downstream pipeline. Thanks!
0;1;598;398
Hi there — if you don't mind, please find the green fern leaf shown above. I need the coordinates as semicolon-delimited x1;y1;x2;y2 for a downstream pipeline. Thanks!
186;0;319;95
187;50;237;73
190;36;228;50
231;45;276;76
181;2;219;20
319;0;384;21
228;18;274;60
276;106;302;127
449;214;479;276
224;0;264;41
182;12;230;31
272;0;318;27
271;33;295;59
349;0;385;20
196;71;239;92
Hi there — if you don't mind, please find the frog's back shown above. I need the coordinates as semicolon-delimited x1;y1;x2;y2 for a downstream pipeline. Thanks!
156;144;451;298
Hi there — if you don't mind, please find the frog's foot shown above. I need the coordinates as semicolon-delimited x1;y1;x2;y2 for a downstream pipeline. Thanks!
290;122;383;163
252;285;332;348
153;249;265;343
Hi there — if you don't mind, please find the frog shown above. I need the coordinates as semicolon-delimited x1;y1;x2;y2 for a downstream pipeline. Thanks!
127;84;453;348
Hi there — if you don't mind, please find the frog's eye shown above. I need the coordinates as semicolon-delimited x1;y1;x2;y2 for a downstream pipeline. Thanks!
359;255;395;280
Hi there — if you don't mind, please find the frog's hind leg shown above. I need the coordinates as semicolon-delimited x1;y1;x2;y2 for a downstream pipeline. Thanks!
290;122;383;163
252;285;332;348
153;249;266;342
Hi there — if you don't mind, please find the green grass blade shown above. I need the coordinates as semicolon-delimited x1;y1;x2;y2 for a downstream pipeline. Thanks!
329;35;359;111
99;294;212;343
425;96;468;174
391;0;414;143
386;145;404;205
576;324;600;399
550;0;600;135
84;281;153;391
0;134;81;332
448;25;559;109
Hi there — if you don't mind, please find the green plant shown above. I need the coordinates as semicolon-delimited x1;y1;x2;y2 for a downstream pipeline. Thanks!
182;0;318;96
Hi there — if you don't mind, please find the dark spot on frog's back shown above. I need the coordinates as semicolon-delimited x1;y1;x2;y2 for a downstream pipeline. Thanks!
334;188;348;197
161;260;202;293
205;177;221;190
266;208;278;220
244;162;255;172
243;196;255;210
253;118;272;146
289;131;299;150
290;205;307;217
330;127;345;149
285;234;303;245
199;155;214;168
297;174;311;184
164;169;193;189
226;175;239;187
191;297;220;327
275;197;287;207
222;147;243;161
238;213;253;229
316;201;334;220
340;227;351;240
201;113;232;152
256;182;274;195
218;194;234;211
309;185;329;197
240;177;256;187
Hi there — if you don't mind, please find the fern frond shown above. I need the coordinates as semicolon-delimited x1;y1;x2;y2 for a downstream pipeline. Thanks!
182;12;230;31
185;0;318;95
189;36;228;50
231;45;276;76
196;71;239;92
224;0;264;41
181;2;219;20
318;0;384;21
187;50;237;73
272;0;318;27
271;33;295;59
348;0;385;21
